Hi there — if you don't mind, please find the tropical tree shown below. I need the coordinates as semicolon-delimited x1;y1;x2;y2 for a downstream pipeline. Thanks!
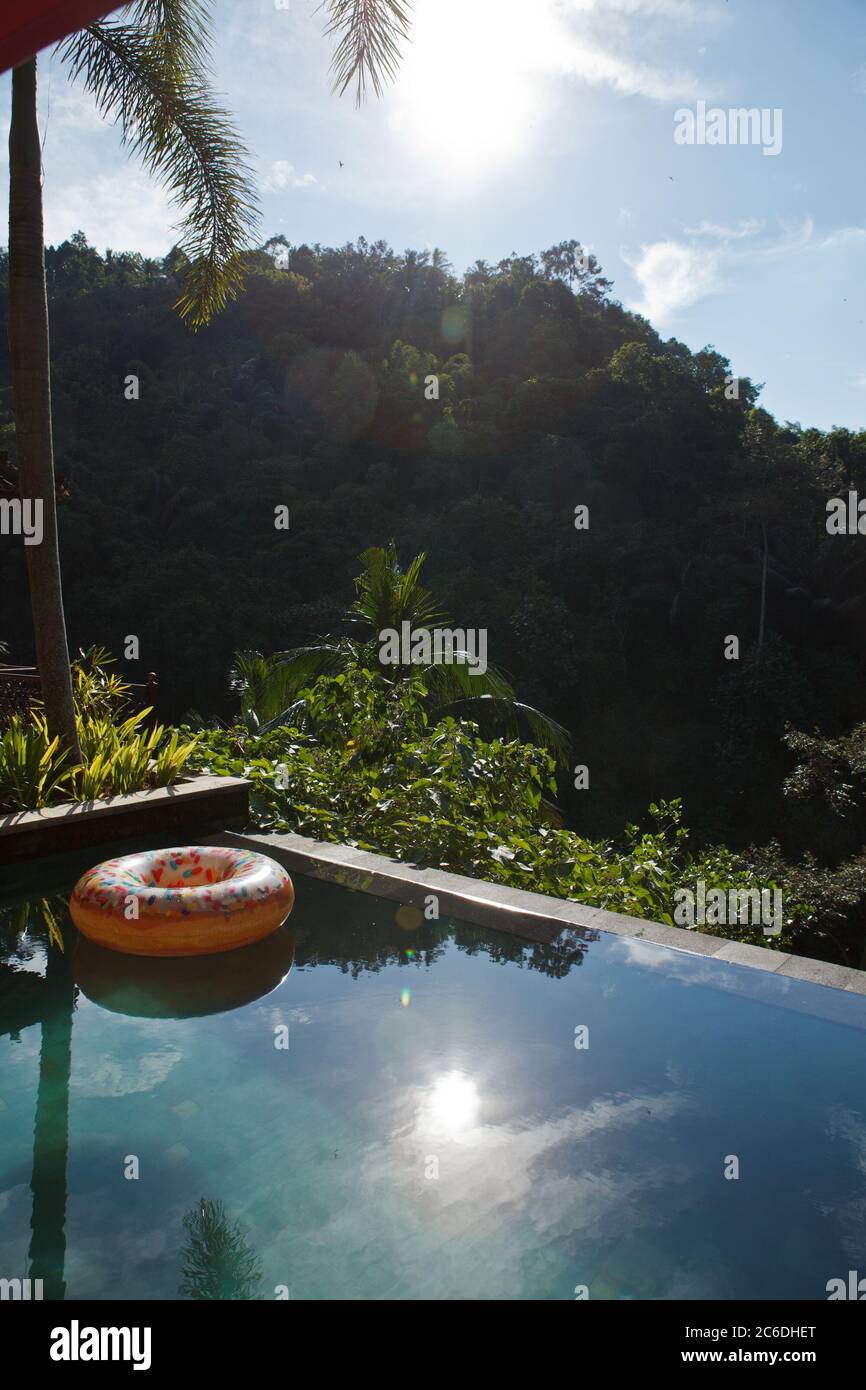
8;1;258;756
231;545;572;763
6;0;412;758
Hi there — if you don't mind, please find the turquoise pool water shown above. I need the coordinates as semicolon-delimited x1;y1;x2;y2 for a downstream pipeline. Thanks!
1;851;865;1300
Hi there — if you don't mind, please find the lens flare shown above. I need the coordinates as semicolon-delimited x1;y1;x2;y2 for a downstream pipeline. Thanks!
395;904;423;931
440;305;468;346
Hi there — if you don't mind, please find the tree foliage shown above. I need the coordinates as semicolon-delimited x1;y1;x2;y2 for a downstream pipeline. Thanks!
321;0;413;104
60;3;259;326
189;663;842;959
2;233;866;959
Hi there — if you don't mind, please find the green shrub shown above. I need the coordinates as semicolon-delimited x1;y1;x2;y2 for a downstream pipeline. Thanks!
75;710;198;800
0;651;199;812
188;665;822;954
0;713;76;810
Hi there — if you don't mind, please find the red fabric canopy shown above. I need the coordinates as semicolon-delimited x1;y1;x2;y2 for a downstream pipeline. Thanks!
0;1;125;74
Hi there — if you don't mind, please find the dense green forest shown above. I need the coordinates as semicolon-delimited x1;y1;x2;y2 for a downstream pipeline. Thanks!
1;231;865;861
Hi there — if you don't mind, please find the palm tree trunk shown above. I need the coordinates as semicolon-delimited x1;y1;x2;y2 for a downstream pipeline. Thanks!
8;59;80;759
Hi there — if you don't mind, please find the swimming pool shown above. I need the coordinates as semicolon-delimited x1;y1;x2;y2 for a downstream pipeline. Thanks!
1;852;865;1300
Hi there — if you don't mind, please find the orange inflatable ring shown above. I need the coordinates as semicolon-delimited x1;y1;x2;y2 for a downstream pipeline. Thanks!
70;846;294;957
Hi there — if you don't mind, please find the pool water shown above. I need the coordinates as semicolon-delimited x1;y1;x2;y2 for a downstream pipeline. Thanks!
1;854;865;1300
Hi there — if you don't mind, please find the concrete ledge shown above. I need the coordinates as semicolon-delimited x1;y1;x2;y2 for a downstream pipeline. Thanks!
712;940;793;973
204;828;866;997
0;775;250;865
626;920;723;956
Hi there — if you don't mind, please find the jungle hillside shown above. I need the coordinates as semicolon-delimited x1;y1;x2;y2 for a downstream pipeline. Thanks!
1;232;864;883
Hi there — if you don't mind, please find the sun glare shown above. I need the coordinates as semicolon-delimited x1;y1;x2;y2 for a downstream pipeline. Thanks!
423;1071;481;1138
390;0;551;179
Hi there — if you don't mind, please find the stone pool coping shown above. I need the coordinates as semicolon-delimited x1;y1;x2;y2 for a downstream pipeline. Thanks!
0;775;250;864
205;829;866;998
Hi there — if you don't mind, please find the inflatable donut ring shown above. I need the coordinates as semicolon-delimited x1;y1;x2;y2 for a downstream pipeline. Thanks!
70;846;294;957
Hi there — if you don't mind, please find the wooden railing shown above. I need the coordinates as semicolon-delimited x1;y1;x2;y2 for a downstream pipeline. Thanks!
0;665;158;732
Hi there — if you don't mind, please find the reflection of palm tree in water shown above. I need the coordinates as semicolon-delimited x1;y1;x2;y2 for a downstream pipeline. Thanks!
4;894;282;1301
180;1198;263;1300
6;898;77;1302
28;940;74;1300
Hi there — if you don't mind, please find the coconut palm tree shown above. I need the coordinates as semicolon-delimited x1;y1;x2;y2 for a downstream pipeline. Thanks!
231;545;572;764
7;0;412;758
8;2;258;757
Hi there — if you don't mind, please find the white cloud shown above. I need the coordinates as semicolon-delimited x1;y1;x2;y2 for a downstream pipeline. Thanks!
72;1047;182;1097
569;0;722;19
45;171;175;256
626;238;725;319
627;217;866;323
819;226;866;252
685;217;764;239
0;72;178;255
262;160;318;192
45;83;107;136
550;0;724;101
347;1081;691;1287
553;34;706;102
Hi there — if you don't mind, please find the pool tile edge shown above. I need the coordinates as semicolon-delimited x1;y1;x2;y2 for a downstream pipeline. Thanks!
203;829;866;997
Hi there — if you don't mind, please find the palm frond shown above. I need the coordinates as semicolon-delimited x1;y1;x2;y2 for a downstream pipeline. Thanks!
238;645;347;729
350;543;445;633
419;657;517;705
415;657;572;765
437;692;573;767
394;550;443;626
131;0;213;76
60;16;259;326
320;0;412;106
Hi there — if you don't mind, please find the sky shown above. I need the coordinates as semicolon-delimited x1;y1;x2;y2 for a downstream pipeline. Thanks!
2;0;866;430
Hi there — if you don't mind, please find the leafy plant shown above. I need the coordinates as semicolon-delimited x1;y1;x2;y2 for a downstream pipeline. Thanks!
71;646;134;721
232;545;572;764
0;713;76;810
75;710;199;800
153;727;201;786
189;662;815;954
0;649;199;811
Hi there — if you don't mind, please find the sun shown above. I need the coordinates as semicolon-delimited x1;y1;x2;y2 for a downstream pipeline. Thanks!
389;0;549;180
424;1071;481;1138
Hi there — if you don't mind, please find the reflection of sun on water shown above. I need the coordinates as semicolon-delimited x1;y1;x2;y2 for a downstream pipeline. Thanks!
390;0;547;179
422;1071;481;1139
